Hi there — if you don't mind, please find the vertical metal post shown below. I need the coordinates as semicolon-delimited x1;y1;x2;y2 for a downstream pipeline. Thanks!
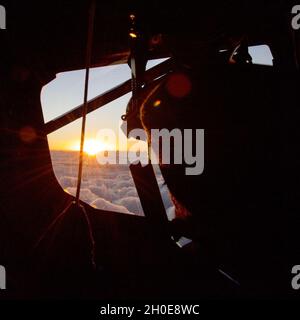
75;0;96;204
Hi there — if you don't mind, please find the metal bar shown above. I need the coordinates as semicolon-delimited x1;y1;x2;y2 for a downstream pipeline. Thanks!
130;163;171;240
75;0;96;204
44;58;173;135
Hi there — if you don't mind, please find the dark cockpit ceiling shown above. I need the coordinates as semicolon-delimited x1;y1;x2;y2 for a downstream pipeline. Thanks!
2;0;297;75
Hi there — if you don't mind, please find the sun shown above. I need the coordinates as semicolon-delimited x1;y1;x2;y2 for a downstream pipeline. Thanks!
71;139;107;156
84;139;106;155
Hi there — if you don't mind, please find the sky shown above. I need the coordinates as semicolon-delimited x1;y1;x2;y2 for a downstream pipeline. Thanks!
40;45;273;152
41;59;166;151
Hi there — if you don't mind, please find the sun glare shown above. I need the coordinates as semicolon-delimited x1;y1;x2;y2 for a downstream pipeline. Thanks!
71;139;108;156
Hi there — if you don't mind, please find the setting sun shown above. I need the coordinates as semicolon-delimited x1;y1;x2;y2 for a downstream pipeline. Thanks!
71;139;108;156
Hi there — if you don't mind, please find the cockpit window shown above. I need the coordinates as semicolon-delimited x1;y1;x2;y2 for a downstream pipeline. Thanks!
41;59;173;217
249;45;273;66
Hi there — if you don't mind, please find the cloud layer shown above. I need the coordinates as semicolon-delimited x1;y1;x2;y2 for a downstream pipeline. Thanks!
51;151;174;219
